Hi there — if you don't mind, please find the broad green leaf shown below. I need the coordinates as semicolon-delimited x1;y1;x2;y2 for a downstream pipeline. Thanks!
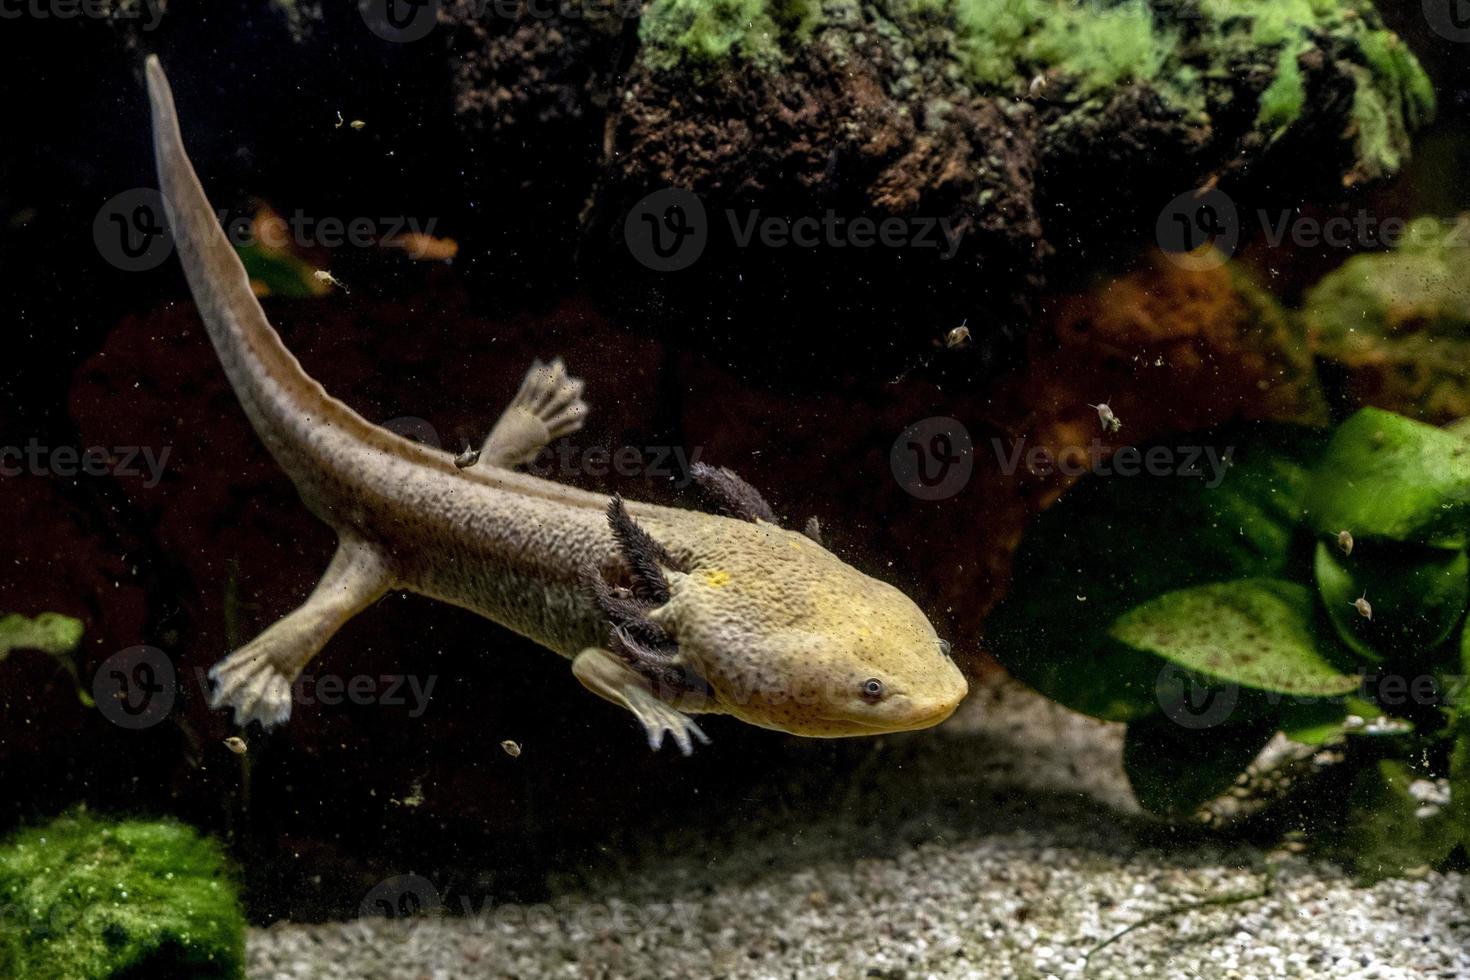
1280;695;1403;745
1123;712;1277;817
0;612;83;660
1305;408;1470;548
1108;579;1360;697
1314;540;1468;666
1279;699;1349;745
986;424;1325;720
1343;760;1460;882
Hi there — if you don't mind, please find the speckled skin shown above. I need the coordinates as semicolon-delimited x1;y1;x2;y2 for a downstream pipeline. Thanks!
145;57;967;748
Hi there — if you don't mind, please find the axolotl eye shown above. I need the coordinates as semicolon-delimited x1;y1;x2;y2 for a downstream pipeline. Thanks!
860;677;885;702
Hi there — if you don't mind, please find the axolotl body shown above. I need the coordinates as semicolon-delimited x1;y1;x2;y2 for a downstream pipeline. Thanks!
143;56;967;753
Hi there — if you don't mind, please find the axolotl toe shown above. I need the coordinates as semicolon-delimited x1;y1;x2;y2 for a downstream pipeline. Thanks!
143;55;967;754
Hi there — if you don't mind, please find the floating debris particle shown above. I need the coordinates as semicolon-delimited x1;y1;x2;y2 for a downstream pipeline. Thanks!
944;320;971;350
223;736;247;756
1088;399;1122;435
381;232;459;262
1338;529;1354;556
392;780;425;808
312;269;348;293
500;740;521;758
454;446;480;469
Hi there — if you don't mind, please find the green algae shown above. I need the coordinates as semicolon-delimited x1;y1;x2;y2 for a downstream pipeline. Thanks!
1257;45;1305;133
0;812;245;979
640;0;822;72
1349;30;1437;175
912;0;1170;96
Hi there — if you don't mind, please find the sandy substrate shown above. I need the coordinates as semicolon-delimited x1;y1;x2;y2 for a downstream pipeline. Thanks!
246;682;1469;979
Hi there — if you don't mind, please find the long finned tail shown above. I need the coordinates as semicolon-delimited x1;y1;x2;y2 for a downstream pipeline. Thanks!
144;55;366;460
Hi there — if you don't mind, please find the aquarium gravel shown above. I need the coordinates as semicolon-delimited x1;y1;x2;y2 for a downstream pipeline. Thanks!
244;684;1470;980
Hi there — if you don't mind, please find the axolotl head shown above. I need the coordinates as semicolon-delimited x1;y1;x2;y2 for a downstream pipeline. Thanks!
647;514;969;737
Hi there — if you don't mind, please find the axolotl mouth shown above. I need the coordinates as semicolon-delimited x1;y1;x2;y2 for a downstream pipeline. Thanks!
817;688;968;734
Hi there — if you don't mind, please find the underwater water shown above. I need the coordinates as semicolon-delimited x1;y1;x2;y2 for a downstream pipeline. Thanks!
3;1;1470;977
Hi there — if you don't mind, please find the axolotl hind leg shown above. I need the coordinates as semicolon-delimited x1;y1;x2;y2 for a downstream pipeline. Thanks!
209;537;392;728
480;357;589;468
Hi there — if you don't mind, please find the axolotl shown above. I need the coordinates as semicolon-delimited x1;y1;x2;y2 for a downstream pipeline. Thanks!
143;56;967;753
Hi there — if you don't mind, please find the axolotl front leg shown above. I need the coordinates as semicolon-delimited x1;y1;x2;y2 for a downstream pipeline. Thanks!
573;497;717;755
572;648;711;756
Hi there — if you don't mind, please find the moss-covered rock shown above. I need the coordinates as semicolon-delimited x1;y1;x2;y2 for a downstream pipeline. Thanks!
563;0;1437;352
0;811;244;979
1303;216;1470;423
636;0;1433;182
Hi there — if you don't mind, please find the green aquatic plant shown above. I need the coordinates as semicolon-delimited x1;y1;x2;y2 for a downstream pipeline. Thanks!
0;811;245;979
0;611;82;662
1304;217;1470;422
0;611;92;706
988;410;1470;878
